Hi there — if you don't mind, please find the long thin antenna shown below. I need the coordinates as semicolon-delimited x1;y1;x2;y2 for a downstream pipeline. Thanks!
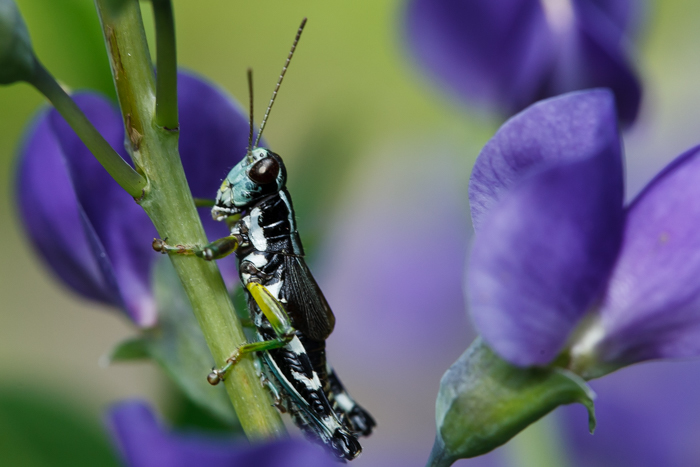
247;68;254;155
253;18;307;148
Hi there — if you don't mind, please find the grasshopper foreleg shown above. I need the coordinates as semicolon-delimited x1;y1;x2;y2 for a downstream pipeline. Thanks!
152;234;241;261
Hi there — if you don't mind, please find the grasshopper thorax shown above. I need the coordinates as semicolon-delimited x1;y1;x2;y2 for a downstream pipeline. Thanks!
212;147;287;221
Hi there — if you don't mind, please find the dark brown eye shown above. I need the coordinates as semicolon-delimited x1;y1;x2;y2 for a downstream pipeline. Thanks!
249;157;280;184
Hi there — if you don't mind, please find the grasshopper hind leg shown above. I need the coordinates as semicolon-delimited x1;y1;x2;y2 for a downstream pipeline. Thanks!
299;337;374;436
291;406;362;462
327;365;376;437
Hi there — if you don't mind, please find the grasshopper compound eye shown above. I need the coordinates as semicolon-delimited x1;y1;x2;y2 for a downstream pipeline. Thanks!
249;157;280;184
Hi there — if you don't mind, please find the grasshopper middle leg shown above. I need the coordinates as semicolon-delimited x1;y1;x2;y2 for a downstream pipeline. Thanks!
207;282;296;385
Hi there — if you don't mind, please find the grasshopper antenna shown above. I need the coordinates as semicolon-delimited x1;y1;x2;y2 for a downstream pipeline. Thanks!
253;18;307;148
247;67;254;156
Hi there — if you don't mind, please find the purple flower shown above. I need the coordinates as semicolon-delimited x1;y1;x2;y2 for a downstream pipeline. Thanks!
108;400;337;467
467;88;700;375
15;71;248;327
559;359;700;467
404;0;643;124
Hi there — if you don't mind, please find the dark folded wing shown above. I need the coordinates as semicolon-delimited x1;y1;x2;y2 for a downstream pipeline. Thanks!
283;255;336;341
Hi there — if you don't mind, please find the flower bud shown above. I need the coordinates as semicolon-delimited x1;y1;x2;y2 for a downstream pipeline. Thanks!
0;0;36;84
428;339;596;466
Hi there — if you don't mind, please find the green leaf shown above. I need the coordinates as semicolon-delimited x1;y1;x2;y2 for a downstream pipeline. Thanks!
106;336;150;362
147;257;239;425
428;338;596;467
106;257;239;426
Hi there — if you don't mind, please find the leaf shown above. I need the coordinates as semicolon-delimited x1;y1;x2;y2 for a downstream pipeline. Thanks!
147;257;239;426
105;257;239;426
428;338;596;467
105;337;150;362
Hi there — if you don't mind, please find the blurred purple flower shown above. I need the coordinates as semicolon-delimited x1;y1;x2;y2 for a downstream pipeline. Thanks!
559;359;700;467
108;400;337;467
467;88;700;374
404;0;643;124
15;71;247;327
316;141;475;465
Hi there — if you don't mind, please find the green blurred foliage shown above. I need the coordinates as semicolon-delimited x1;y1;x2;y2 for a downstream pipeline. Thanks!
0;386;120;466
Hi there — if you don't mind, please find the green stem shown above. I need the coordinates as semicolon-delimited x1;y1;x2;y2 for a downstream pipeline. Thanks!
93;0;285;438
28;61;146;198
151;0;178;129
426;437;456;467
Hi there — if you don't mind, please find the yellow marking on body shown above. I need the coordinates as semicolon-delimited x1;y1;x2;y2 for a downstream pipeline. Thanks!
246;282;292;336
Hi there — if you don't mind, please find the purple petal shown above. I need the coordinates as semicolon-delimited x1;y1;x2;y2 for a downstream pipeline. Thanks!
177;71;250;200
596;145;700;364
15;110;119;306
404;0;641;124
49;94;158;327
560;359;700;467
467;90;624;366
572;1;641;125
469;90;623;230
107;400;337;467
586;0;644;36
405;0;552;114
177;71;253;287
17;73;253;325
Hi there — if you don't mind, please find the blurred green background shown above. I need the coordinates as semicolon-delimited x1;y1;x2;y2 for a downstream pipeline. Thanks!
1;0;700;465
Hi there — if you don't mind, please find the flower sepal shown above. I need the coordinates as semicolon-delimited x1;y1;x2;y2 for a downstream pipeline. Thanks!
429;338;596;467
103;257;239;426
0;0;36;84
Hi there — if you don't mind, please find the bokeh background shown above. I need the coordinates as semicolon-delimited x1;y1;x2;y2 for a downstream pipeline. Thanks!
2;0;700;466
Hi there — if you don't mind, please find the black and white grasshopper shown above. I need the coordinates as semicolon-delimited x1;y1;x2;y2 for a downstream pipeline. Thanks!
153;19;375;461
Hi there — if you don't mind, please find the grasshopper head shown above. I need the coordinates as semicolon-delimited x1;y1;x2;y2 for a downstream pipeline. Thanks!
212;147;287;221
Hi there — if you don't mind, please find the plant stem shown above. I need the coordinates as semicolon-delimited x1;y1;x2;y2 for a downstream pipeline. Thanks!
151;0;178;129
28;61;146;198
93;0;285;438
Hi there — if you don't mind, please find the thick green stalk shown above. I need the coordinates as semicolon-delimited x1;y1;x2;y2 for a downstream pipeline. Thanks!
28;61;146;198
151;0;178;129
93;0;285;438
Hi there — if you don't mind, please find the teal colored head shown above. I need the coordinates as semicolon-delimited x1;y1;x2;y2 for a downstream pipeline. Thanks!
212;147;287;220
